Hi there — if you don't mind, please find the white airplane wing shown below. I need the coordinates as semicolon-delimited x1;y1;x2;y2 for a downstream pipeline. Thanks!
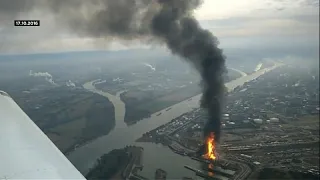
0;91;86;179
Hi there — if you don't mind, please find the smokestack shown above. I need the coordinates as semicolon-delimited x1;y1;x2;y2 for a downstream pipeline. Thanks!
2;0;226;143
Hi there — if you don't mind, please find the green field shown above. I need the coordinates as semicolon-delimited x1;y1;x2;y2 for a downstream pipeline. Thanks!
16;88;116;154
122;69;244;124
123;85;201;124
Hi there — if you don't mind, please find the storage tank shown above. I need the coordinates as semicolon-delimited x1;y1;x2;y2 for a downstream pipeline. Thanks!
253;118;263;124
269;117;279;123
222;113;229;117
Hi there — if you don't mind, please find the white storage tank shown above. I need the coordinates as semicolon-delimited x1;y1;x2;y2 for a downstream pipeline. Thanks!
253;118;263;124
222;113;229;117
269;117;279;123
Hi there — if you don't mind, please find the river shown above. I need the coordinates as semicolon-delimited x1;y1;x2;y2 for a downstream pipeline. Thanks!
67;63;283;179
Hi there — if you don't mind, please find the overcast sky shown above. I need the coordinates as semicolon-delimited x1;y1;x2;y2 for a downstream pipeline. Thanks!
0;0;318;56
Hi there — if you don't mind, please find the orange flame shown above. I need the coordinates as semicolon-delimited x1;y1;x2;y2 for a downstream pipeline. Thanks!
202;132;217;160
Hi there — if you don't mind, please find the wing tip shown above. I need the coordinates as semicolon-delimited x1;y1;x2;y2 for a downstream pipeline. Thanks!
0;90;11;98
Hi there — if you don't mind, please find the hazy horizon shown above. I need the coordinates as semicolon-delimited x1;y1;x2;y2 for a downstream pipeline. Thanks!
0;0;318;59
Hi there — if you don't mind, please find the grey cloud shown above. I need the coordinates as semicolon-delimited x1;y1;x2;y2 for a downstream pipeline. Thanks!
202;13;318;38
301;0;319;7
0;0;226;143
0;0;38;25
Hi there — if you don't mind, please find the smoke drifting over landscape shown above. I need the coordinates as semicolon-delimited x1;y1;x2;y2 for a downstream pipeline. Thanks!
1;0;226;142
29;70;56;85
149;0;226;142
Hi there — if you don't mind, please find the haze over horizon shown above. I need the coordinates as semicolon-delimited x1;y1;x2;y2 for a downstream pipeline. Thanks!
0;1;319;180
0;0;318;58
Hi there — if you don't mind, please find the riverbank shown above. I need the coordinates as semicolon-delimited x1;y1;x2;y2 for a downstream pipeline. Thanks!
135;63;287;176
63;97;116;154
86;146;144;180
93;68;243;126
67;62;283;176
18;87;116;155
122;84;201;125
135;107;202;158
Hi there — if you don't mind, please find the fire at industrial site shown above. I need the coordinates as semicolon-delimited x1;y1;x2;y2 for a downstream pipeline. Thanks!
202;132;218;177
203;132;218;161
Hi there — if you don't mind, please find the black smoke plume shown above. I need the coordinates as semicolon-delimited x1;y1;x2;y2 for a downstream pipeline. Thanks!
151;0;226;143
1;0;226;142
